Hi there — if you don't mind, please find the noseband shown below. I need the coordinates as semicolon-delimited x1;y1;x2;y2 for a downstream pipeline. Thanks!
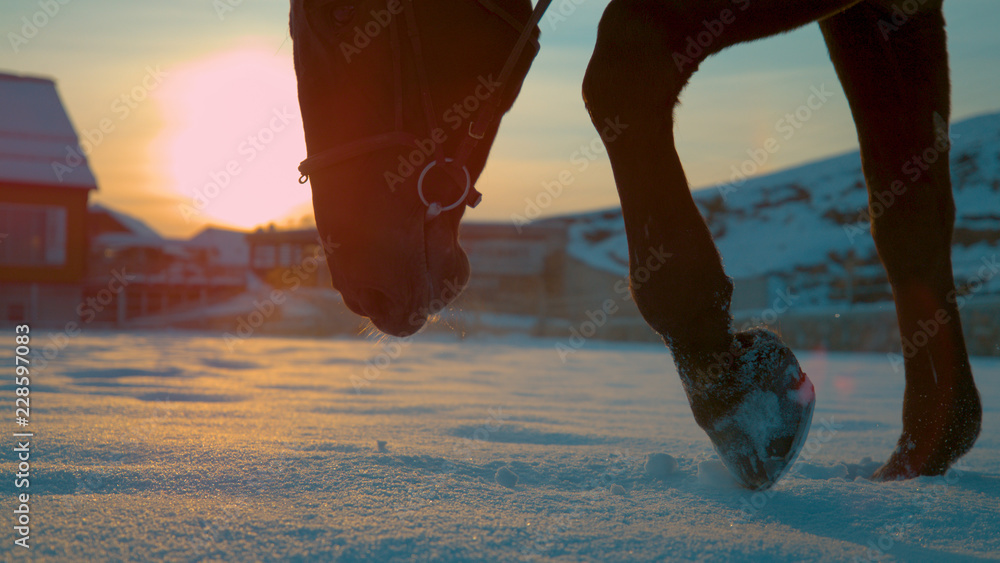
297;0;552;220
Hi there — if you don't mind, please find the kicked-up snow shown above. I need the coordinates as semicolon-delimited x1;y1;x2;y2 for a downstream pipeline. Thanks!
2;330;998;561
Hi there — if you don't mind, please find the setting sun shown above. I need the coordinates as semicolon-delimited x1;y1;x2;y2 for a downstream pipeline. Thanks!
154;47;310;232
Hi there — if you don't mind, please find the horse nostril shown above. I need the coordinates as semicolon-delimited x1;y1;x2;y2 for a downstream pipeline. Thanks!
357;287;424;337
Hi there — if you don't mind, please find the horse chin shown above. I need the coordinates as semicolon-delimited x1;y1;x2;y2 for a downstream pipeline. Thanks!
399;216;470;336
360;268;469;338
339;216;470;338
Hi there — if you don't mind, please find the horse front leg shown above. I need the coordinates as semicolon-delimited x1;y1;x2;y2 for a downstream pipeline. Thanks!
581;0;856;489
821;1;982;480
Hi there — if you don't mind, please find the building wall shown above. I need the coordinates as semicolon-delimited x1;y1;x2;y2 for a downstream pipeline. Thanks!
737;297;1000;357
731;276;771;312
539;256;659;342
246;229;331;289
0;282;83;327
0;183;90;283
557;256;631;320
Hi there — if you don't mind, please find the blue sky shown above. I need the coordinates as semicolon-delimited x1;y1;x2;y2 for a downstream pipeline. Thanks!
2;0;998;237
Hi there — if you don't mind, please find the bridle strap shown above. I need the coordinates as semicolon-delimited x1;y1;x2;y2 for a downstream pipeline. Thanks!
402;0;447;167
478;0;538;40
450;0;552;171
297;0;553;214
298;132;418;182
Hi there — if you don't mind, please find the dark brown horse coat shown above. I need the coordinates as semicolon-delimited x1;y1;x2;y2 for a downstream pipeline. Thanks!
291;0;982;486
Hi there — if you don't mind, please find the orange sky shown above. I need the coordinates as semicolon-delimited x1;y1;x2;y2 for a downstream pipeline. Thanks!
3;1;999;239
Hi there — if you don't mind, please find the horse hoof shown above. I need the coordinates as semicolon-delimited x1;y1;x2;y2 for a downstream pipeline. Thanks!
686;329;816;490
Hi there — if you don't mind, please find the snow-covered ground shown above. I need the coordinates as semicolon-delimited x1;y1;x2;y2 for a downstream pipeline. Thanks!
4;330;999;562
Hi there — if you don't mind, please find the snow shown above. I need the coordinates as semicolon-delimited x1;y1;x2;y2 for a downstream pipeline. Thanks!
0;72;98;189
556;111;1000;305
8;330;1000;561
643;453;678;478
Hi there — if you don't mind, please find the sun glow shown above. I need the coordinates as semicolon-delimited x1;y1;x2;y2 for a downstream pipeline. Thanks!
154;47;310;232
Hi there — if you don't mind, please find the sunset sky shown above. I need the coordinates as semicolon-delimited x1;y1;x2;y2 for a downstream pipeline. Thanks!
2;0;998;239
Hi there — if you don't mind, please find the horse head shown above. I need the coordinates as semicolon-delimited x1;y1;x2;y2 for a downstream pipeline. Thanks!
290;0;540;336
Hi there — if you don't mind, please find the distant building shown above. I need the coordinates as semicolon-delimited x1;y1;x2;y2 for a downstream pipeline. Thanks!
246;227;332;289
190;226;250;268
87;202;163;240
84;206;247;324
0;72;96;325
458;222;567;319
241;221;657;338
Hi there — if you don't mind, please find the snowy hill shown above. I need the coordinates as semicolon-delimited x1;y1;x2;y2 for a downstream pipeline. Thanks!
549;112;1000;307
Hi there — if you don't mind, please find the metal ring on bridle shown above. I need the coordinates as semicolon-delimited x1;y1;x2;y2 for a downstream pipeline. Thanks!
417;159;471;213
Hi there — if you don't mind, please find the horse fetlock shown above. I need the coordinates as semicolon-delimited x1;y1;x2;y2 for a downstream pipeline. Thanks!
874;381;982;480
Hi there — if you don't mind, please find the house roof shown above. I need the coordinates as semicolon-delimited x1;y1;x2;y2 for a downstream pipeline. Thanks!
190;227;250;266
89;203;161;239
0;71;98;190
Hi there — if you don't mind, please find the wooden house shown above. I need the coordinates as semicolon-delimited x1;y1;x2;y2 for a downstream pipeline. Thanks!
0;72;96;325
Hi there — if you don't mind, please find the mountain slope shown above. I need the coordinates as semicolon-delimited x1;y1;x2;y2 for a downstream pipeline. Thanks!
550;111;1000;307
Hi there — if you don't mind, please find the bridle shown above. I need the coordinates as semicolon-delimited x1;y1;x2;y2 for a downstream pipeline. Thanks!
297;0;552;220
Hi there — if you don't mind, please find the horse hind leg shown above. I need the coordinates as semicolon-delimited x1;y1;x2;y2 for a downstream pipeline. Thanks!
820;0;982;479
